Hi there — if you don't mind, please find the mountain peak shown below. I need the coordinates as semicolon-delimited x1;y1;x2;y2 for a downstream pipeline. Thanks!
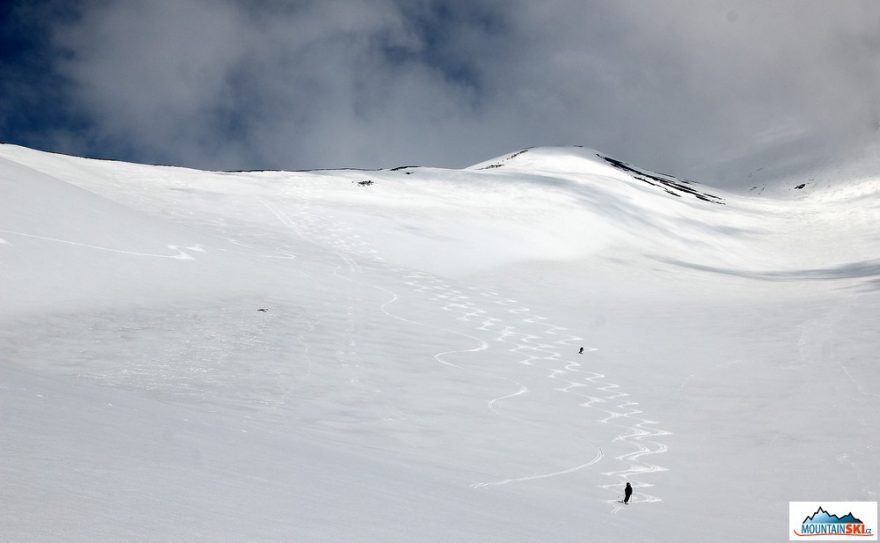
466;146;725;205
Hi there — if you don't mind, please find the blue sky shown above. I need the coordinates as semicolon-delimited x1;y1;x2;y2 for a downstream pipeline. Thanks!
2;0;879;184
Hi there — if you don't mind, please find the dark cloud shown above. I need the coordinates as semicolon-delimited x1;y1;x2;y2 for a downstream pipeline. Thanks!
2;0;879;184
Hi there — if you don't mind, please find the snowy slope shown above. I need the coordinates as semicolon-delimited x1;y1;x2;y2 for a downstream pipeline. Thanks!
1;144;878;542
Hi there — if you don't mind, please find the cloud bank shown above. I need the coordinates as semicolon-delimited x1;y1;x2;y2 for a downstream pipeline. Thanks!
3;0;880;184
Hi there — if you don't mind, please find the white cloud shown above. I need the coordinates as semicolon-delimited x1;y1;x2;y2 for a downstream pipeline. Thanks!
40;0;880;183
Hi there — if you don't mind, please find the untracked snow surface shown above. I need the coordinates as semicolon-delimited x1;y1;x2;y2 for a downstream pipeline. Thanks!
1;144;878;541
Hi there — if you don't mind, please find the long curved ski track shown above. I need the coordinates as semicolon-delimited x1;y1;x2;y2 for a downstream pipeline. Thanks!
261;187;671;513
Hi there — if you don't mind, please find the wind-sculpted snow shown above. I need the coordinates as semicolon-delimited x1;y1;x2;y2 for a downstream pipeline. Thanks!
0;144;878;542
658;256;880;281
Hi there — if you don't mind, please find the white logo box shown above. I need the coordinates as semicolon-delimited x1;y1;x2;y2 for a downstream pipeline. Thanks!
790;502;878;541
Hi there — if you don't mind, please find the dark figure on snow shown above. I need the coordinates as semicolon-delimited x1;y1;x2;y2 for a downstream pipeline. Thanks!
578;347;584;354
624;482;633;504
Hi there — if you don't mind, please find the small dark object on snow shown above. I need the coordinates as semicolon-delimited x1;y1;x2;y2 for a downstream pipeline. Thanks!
795;183;806;189
624;482;632;504
257;308;270;312
357;180;374;186
578;347;584;354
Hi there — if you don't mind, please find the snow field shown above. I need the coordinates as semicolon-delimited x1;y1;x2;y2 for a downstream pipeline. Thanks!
1;144;877;541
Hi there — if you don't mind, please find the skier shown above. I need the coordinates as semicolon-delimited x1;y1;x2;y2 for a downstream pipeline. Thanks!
578;347;584;354
624;482;632;504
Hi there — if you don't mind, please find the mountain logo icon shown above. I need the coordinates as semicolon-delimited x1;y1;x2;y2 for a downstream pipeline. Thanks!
793;505;874;538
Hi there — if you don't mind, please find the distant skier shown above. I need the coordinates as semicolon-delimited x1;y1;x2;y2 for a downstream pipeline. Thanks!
578;347;584;354
624;482;632;504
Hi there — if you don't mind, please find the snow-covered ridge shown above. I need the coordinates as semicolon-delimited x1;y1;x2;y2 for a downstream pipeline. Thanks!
3;142;879;279
2;141;879;289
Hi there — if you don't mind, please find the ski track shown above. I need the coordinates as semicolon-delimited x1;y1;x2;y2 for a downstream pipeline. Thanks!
258;185;670;509
470;448;604;489
0;228;195;260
